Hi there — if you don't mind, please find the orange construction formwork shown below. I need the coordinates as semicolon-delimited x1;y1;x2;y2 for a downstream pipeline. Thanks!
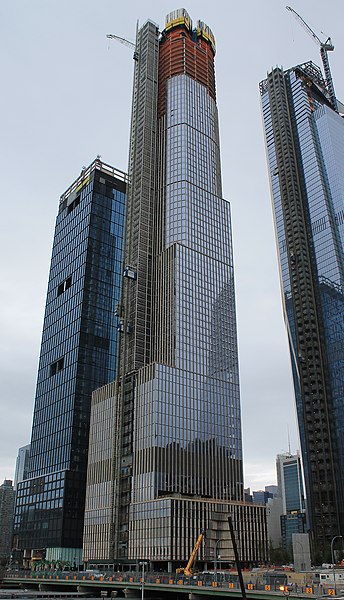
158;23;216;117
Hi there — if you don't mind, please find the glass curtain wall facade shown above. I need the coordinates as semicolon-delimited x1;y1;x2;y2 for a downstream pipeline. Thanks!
128;9;244;564
260;62;344;558
276;454;305;514
84;9;267;568
14;159;126;563
276;454;306;551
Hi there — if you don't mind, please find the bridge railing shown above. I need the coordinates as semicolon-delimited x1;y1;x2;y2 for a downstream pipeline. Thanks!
4;570;334;595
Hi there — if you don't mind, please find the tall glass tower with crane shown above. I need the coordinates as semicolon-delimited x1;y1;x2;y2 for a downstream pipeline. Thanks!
260;8;344;559
84;9;267;569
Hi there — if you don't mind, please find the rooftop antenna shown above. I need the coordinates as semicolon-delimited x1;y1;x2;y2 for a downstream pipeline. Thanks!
286;6;337;112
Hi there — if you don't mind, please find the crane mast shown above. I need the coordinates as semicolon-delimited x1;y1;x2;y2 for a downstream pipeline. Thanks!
319;45;337;112
286;6;337;112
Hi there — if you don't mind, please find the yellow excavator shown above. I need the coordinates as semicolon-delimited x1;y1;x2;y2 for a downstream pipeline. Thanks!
176;530;205;576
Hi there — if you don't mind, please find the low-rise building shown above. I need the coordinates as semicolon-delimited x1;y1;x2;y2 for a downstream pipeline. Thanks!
0;479;15;562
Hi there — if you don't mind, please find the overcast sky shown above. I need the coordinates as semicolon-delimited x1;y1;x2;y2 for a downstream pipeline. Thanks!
1;0;343;491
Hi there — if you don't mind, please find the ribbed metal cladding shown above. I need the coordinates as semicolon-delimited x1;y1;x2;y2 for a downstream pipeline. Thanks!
127;496;267;562
266;67;341;553
152;114;176;366
109;20;160;560
83;383;117;562
123;20;160;373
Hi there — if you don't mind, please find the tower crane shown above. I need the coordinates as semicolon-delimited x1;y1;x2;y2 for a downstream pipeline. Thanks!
286;6;337;112
106;33;138;61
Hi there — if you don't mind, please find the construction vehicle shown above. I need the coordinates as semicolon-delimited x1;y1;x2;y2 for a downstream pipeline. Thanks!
286;6;337;112
176;530;205;576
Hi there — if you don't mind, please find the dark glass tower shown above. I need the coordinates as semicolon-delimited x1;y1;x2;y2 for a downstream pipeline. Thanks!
84;9;267;569
13;159;126;565
261;62;344;558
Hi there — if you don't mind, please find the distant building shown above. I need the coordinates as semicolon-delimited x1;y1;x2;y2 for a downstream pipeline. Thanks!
244;488;253;502
248;486;282;550
253;490;273;505
266;496;283;549
281;513;307;551
276;453;306;552
265;485;279;497
14;445;30;490
0;479;15;562
244;484;283;551
276;453;305;514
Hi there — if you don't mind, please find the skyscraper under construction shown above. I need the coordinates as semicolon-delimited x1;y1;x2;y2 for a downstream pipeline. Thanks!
260;56;344;558
84;9;267;569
